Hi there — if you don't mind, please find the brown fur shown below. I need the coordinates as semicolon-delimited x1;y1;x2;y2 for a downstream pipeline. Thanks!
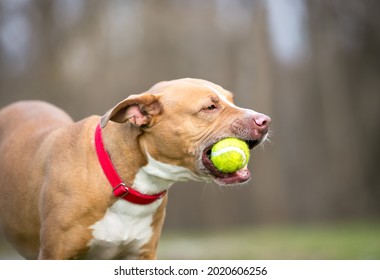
0;78;270;259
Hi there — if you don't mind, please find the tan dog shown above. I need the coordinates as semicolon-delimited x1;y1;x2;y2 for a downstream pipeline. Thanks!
0;78;270;259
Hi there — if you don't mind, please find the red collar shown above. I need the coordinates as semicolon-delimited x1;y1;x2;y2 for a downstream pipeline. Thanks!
94;123;166;205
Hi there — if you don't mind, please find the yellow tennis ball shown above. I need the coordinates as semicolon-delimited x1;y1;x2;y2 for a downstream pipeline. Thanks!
210;138;250;173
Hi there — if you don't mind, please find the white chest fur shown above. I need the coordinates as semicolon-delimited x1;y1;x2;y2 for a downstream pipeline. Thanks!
87;199;162;260
87;153;201;259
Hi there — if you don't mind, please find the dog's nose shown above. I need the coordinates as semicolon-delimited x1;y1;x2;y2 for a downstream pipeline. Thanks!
249;113;271;140
230;112;271;140
253;114;271;130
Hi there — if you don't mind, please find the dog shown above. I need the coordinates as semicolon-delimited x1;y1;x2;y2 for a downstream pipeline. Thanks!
0;78;270;259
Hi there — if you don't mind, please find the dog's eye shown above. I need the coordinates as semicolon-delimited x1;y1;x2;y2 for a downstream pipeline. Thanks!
204;104;218;111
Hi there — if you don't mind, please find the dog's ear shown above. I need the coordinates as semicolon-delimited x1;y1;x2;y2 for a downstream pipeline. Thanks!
100;93;162;128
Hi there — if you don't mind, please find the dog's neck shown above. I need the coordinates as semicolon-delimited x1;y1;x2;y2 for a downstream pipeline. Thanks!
100;122;155;194
101;122;200;196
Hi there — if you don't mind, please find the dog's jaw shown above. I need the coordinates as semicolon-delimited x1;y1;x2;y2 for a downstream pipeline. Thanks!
134;153;205;194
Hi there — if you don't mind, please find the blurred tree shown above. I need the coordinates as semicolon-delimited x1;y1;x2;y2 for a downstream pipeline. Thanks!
0;0;379;230
307;0;380;218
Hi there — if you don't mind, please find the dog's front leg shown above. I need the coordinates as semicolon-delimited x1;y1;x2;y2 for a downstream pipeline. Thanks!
38;192;95;260
38;221;93;260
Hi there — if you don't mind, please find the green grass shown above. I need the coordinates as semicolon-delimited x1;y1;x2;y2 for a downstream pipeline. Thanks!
1;220;379;260
158;221;380;260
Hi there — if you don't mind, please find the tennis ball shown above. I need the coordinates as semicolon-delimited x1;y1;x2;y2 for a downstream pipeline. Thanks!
210;138;250;173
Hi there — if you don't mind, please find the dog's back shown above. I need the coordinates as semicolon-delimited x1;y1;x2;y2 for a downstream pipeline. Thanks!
0;100;73;142
0;101;73;259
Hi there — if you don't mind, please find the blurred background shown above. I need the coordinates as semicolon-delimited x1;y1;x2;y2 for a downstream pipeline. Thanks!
0;0;379;259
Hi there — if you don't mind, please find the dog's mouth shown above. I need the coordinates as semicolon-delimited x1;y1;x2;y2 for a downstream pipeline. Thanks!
201;139;260;185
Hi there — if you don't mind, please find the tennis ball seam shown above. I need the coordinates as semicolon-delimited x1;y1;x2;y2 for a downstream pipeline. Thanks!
211;146;247;166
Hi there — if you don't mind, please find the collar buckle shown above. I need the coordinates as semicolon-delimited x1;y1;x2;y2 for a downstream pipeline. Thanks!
113;183;129;198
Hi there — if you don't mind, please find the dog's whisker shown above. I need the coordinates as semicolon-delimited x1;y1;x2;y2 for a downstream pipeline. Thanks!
200;182;209;201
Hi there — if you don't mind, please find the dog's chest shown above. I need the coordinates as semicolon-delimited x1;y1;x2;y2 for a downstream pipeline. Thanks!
86;199;160;259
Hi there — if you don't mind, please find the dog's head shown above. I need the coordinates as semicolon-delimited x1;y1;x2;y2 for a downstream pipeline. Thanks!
101;78;271;185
